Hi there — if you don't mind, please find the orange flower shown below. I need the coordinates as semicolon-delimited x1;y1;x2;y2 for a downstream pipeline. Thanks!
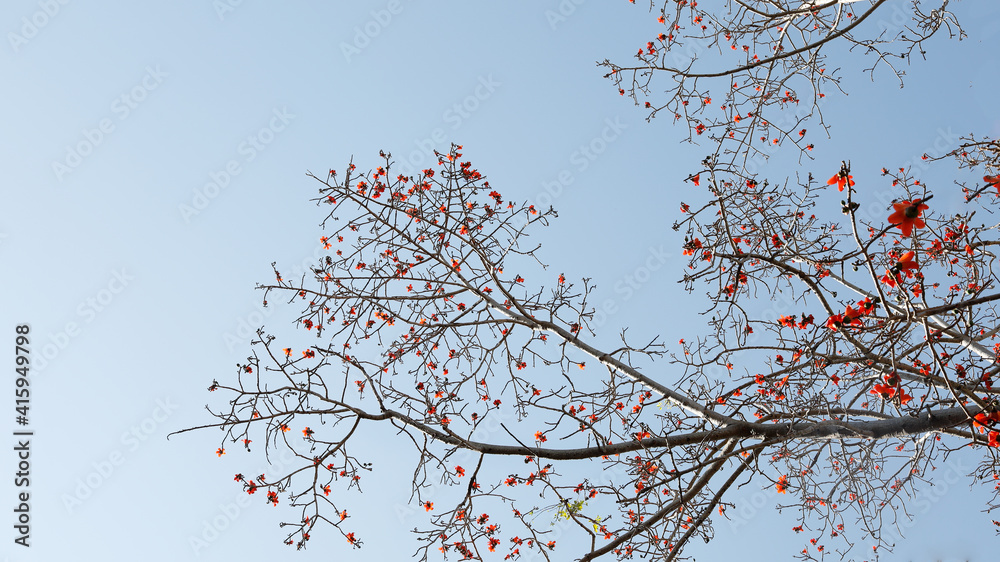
841;305;864;328
887;200;928;237
973;411;1000;432
990;431;1000;448
897;251;919;274
986;175;1000;194
827;171;855;192
424;501;434;512
826;313;843;330
882;250;920;288
871;383;896;399
897;387;913;405
776;475;789;494
534;431;547;442
691;173;700;186
216;447;225;457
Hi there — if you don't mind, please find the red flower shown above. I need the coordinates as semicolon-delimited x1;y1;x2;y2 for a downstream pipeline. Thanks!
682;238;703;256
827;171;855;192
887;200;928;237
216;447;225;457
424;501;434;511
882;250;920;288
989;431;1000;448
897;251;919;274
455;466;465;477
826;314;843;330
871;383;896;399
776;475;789;494
898;387;913;405
986;175;1000;194
691;173;700;186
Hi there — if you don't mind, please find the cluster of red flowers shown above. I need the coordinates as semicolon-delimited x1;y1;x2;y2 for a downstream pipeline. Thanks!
870;373;913;405
826;298;876;331
881;250;919;288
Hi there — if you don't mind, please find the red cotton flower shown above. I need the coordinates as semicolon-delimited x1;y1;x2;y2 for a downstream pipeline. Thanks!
896;251;919;274
776;475;789;494
827;170;855;192
887;200;928;237
216;448;225;457
871;383;895;399
882;250;919;288
986;175;1000;194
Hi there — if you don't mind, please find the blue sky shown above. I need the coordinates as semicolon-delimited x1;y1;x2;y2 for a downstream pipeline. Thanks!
2;1;999;560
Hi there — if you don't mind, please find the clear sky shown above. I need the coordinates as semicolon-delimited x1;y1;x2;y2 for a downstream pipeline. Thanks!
2;1;999;561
